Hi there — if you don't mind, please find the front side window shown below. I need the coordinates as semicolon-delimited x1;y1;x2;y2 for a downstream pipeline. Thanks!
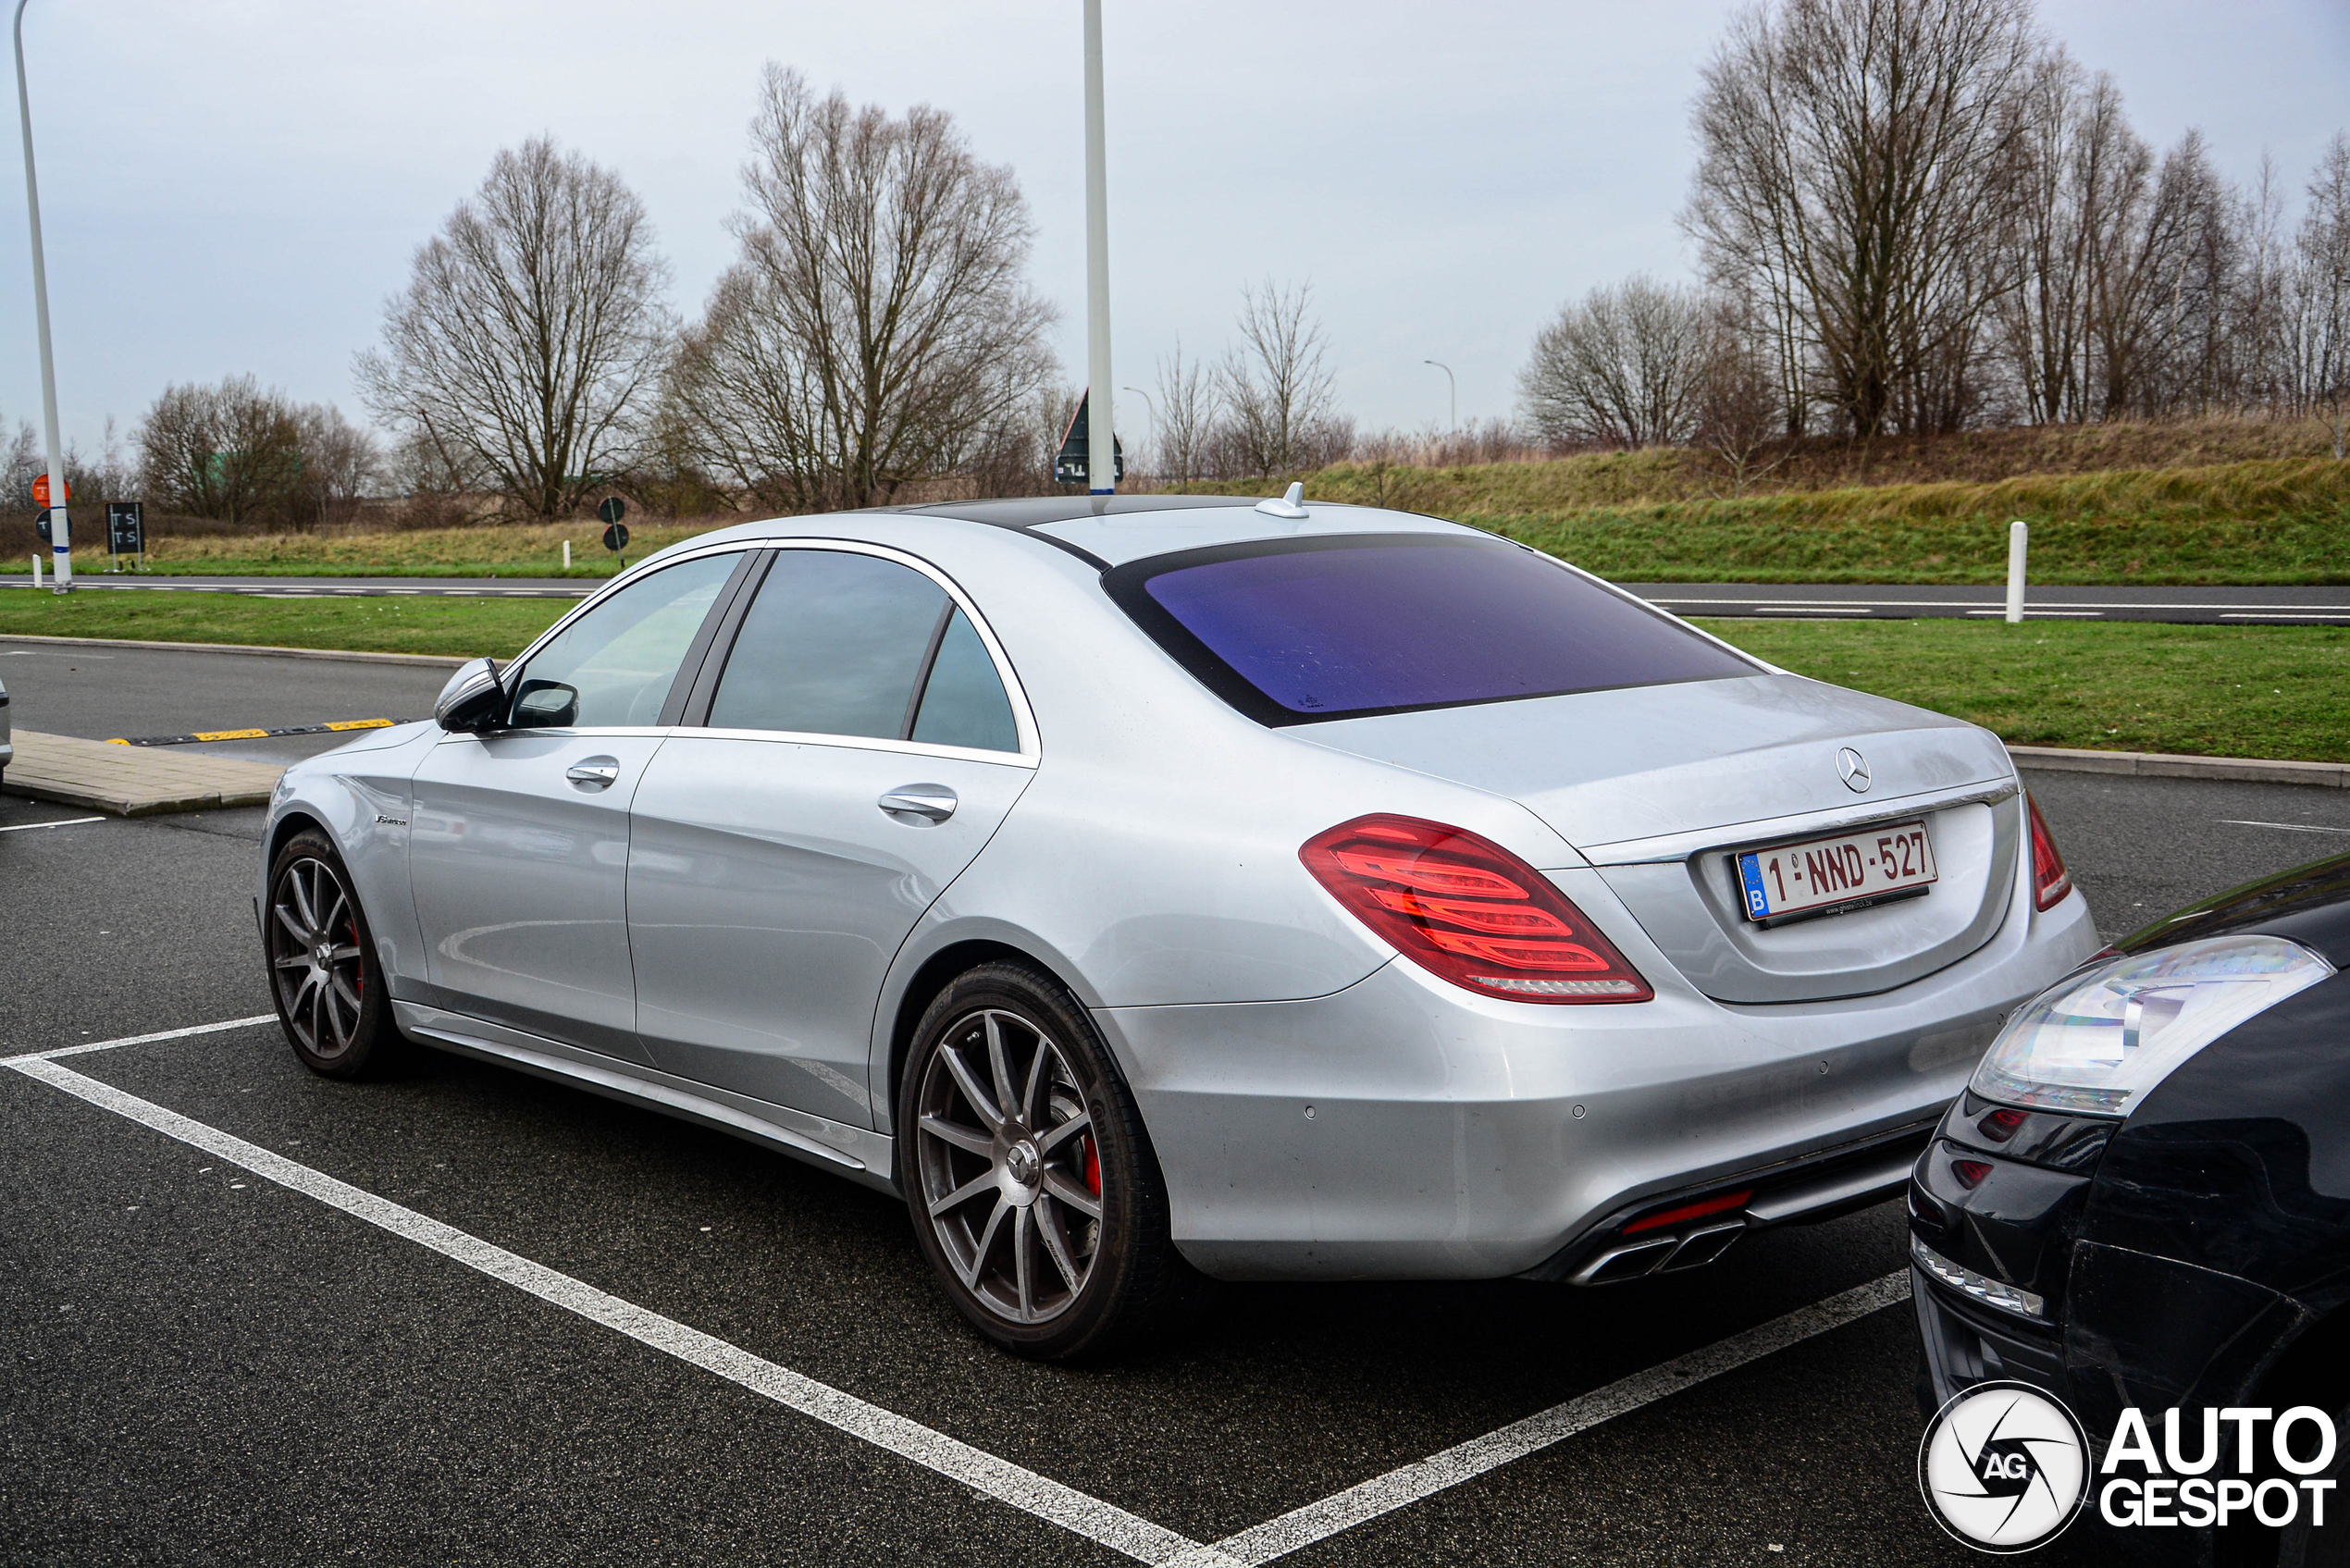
1104;534;1759;725
510;551;739;728
708;549;1020;751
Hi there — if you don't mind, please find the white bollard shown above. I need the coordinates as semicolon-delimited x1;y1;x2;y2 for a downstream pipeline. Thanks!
2005;519;2028;623
563;539;572;570
31;551;41;588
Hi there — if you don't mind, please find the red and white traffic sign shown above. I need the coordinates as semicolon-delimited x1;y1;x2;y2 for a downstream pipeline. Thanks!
30;473;68;506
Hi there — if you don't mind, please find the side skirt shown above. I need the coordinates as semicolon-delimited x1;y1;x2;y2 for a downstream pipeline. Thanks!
391;1001;897;1193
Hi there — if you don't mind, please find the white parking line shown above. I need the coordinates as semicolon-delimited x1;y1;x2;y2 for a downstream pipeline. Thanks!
4;1013;278;1064
0;814;106;834
6;1017;1920;1565
1172;1270;1911;1566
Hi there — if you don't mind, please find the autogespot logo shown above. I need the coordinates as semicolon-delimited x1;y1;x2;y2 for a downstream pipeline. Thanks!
1919;1381;2091;1552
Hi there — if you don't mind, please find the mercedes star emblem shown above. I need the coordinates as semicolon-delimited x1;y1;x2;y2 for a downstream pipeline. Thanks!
1837;747;1872;792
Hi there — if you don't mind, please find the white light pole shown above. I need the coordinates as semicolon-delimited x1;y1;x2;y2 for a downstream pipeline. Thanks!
13;0;68;590
1082;0;1114;495
1424;359;1455;432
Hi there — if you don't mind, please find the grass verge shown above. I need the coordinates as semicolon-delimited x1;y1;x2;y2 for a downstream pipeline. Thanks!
0;587;566;660
1694;618;2350;763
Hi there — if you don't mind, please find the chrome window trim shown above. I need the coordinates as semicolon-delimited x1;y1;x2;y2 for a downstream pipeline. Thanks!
499;535;1040;762
681;725;1039;771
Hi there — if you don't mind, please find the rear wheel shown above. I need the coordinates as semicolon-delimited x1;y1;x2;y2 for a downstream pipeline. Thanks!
899;962;1192;1361
265;830;407;1079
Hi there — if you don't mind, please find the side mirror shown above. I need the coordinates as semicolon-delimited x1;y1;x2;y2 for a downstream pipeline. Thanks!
434;657;505;733
510;679;580;728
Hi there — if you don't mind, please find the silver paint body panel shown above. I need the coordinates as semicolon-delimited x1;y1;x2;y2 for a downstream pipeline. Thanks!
261;501;2100;1280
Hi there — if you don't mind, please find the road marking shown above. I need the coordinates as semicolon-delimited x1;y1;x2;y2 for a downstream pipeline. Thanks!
2220;820;2350;835
2220;612;2350;621
4;1051;1227;1567
0;814;106;834
105;717;411;747
1961;609;2105;618
1168;1270;1911;1567
3;1013;278;1065
7;1013;1921;1566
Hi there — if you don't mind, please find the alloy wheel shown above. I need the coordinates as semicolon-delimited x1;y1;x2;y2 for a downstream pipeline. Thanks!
268;856;367;1061
913;1007;1104;1325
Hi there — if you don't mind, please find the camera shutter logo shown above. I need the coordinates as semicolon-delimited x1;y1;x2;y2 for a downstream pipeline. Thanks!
1918;1380;2090;1552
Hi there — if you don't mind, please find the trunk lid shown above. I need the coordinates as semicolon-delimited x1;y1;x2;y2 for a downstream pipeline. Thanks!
1300;673;2022;1003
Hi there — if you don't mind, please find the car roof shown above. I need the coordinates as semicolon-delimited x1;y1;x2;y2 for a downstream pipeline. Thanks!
884;495;1482;568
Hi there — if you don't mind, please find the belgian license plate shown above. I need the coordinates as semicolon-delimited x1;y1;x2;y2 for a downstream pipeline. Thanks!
1736;821;1936;922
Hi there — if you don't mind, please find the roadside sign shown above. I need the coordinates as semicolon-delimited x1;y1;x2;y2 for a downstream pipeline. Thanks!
598;497;627;525
1053;390;1123;488
34;508;51;543
601;521;629;554
29;473;68;507
107;500;144;557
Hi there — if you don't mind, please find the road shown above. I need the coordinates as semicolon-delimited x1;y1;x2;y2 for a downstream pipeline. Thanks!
9;574;2350;623
6;646;2349;1565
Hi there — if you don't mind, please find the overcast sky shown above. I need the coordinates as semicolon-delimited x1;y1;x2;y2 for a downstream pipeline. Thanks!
4;0;2347;462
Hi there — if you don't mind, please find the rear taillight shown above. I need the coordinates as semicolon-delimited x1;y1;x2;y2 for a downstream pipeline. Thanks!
1300;814;1652;1004
2026;792;2072;911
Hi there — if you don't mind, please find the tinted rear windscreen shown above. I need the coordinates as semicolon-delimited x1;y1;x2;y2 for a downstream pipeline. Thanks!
1105;534;1757;725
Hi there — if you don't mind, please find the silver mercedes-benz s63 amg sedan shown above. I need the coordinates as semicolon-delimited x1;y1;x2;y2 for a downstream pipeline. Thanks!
256;491;2098;1357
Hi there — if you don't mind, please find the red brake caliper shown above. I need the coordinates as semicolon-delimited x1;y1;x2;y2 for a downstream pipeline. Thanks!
1083;1135;1101;1197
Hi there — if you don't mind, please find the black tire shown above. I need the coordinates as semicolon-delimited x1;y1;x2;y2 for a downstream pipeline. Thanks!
898;961;1194;1361
264;829;408;1079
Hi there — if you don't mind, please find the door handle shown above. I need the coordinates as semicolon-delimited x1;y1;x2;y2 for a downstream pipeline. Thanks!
566;758;622;789
878;784;958;823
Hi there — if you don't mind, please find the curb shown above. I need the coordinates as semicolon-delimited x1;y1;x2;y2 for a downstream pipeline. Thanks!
2010;744;2348;789
0;633;469;668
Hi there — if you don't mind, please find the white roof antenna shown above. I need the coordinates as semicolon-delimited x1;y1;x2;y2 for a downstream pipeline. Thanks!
1255;482;1308;519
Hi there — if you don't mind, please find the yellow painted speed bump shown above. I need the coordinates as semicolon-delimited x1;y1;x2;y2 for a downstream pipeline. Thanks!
105;717;408;747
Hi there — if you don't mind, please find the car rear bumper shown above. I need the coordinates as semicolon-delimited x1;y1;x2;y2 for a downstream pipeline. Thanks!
1100;885;2098;1281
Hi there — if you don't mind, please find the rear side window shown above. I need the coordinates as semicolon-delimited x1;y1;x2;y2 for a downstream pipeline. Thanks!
708;549;1020;751
1104;534;1757;725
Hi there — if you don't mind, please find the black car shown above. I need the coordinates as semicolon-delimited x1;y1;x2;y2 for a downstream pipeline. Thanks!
1911;850;2350;1564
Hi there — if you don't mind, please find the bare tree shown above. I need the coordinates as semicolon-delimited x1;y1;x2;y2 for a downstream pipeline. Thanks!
356;136;673;519
293;403;386;526
2283;134;2350;456
136;377;308;523
1520;275;1714;448
1694;298;1791;492
1152;340;1219;485
1685;0;2040;438
1217;278;1336;475
664;67;1058;512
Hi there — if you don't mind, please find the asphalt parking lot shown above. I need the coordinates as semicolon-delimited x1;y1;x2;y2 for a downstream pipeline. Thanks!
6;648;2350;1566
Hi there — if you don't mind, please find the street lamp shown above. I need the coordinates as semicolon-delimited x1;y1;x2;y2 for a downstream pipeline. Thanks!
12;0;69;590
1423;360;1456;434
1082;0;1114;494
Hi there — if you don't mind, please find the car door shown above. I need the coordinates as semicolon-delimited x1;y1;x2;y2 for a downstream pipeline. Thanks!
626;543;1037;1127
407;549;751;1061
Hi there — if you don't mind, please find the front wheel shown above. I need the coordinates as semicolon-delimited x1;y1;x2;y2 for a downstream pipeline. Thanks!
899;962;1194;1361
265;830;407;1079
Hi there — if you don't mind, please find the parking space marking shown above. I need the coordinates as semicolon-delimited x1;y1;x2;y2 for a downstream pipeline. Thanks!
7;1012;1922;1565
1170;1270;1911;1568
5;1014;278;1063
3;1051;1226;1567
0;814;106;834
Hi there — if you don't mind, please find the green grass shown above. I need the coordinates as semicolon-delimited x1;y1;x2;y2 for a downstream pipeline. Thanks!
44;519;724;580
0;586;566;659
4;586;2336;763
1694;618;2350;762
